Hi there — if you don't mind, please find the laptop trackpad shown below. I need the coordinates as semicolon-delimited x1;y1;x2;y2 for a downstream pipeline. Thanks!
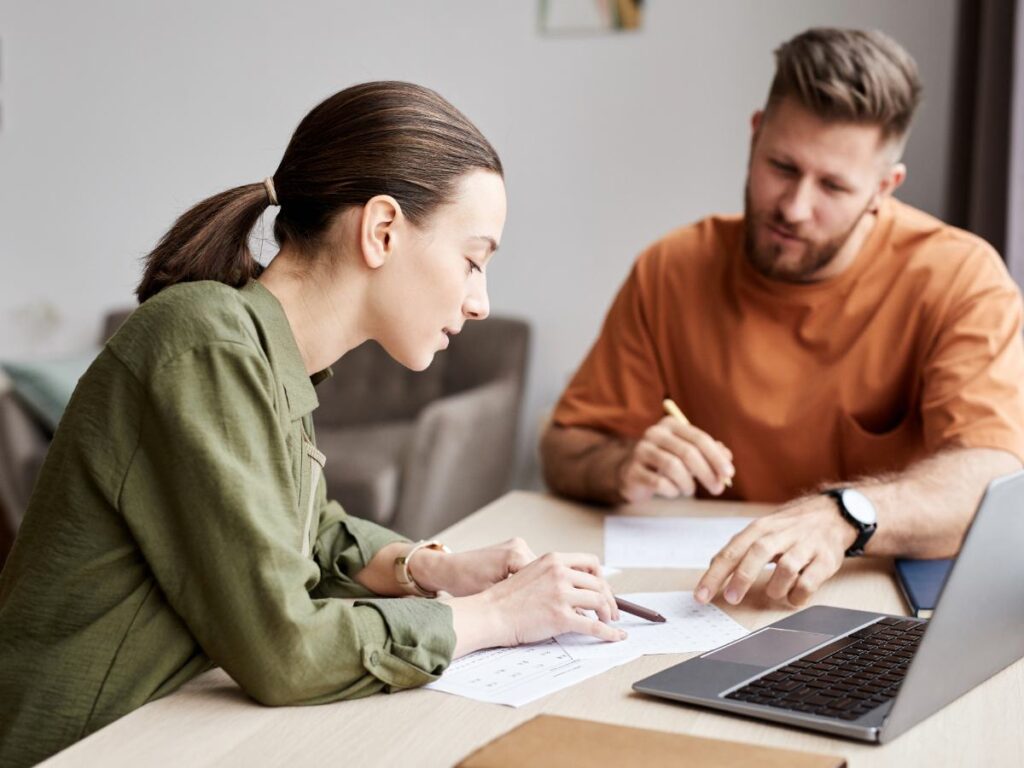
704;628;833;668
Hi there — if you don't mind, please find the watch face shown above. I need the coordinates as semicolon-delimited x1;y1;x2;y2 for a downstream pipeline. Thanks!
841;489;877;525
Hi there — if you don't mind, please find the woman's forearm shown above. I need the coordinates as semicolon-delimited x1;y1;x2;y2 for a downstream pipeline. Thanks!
441;592;507;657
353;541;449;596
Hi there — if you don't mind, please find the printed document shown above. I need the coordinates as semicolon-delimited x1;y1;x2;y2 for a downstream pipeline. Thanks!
425;639;629;707
604;516;755;568
426;591;747;707
556;591;748;660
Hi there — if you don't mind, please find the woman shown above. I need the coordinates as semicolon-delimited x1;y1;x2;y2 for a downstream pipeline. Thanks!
0;82;624;767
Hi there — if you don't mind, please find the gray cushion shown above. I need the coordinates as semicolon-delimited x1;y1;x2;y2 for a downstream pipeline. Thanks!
0;350;99;432
315;421;416;525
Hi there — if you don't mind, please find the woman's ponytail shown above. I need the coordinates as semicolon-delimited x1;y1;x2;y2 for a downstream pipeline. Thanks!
135;182;274;303
136;81;503;303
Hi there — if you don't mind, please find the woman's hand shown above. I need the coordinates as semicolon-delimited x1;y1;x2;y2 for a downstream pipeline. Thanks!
443;552;626;657
412;537;536;597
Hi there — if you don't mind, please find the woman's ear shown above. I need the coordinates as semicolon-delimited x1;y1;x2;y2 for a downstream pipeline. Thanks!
359;195;402;269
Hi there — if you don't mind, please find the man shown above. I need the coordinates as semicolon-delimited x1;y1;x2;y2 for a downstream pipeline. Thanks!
541;28;1024;609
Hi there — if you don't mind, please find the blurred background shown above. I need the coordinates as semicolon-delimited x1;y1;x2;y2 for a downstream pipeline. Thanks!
1;1;1020;552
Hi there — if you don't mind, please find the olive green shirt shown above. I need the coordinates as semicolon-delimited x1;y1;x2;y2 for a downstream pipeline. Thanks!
0;280;456;768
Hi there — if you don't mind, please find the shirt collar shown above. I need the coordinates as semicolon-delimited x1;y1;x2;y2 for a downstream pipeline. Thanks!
240;280;331;420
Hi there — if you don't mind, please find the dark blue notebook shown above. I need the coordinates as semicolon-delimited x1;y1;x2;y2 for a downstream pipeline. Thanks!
894;558;953;618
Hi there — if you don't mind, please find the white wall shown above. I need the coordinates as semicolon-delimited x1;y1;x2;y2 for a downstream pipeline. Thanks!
0;0;959;486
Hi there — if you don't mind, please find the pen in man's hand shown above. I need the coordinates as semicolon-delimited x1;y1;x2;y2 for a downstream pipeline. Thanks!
662;397;733;488
615;596;666;623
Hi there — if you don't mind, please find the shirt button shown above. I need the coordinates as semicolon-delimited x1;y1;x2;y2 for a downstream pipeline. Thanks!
370;651;380;666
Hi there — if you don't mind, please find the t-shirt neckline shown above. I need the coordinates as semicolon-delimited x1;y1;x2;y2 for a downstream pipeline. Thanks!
735;198;896;303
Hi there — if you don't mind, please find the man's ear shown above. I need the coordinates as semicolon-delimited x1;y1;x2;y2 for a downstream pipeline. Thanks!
749;109;765;154
360;195;402;269
869;162;906;213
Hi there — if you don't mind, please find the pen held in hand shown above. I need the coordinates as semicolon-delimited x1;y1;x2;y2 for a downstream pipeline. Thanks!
662;397;733;488
615;596;666;623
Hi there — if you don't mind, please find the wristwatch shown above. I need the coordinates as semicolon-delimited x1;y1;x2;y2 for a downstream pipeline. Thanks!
825;488;878;557
394;540;451;597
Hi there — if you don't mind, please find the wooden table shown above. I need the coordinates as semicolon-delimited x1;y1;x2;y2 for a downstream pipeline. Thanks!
43;492;1024;766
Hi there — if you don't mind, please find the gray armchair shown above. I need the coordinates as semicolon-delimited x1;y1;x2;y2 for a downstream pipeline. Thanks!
312;316;530;539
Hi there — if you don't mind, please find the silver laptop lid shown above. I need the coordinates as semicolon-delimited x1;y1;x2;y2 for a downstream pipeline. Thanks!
881;470;1024;742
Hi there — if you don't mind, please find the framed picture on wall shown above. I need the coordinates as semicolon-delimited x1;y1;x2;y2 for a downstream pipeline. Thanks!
538;0;644;35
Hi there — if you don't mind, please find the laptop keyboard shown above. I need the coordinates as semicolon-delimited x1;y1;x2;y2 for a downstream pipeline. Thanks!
724;616;927;721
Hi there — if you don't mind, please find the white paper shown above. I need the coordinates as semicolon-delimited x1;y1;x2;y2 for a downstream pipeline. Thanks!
601;566;623;579
425;638;633;707
556;591;749;660
604;516;755;568
426;592;749;707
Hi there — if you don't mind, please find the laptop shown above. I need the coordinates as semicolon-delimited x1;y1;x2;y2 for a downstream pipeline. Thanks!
633;470;1024;743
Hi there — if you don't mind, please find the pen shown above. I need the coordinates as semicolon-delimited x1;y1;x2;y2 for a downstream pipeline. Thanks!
662;398;733;488
615;596;666;623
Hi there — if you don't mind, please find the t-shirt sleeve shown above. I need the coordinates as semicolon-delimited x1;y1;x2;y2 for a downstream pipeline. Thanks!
920;251;1024;463
552;254;667;438
122;341;455;706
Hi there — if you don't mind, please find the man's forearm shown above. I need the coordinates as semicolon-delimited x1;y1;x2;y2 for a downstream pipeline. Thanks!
849;448;1021;558
693;446;1022;607
540;424;635;505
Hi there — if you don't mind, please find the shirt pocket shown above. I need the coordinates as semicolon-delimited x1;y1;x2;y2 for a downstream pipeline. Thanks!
297;428;327;558
838;410;923;478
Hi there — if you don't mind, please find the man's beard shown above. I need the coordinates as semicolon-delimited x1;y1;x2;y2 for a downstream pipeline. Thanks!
742;182;871;283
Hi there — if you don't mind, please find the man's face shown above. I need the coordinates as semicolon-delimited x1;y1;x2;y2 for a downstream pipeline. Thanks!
744;97;894;282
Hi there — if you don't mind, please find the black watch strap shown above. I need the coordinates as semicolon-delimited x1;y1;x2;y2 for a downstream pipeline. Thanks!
826;488;877;557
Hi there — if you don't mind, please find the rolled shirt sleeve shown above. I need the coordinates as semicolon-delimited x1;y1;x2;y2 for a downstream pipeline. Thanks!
312;496;408;599
121;341;455;705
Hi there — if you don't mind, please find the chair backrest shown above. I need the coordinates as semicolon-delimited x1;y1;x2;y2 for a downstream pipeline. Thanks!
443;316;530;394
103;309;134;342
314;316;530;428
0;390;49;540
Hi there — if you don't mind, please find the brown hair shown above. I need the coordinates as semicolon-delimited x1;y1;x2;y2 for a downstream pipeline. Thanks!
137;81;503;302
766;28;923;146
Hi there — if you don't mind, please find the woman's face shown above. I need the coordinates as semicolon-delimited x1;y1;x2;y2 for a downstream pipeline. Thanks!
372;170;507;371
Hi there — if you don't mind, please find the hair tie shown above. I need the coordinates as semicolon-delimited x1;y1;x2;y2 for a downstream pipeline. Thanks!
263;177;279;206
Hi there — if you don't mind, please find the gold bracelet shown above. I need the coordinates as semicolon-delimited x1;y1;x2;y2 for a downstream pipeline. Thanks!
394;540;451;597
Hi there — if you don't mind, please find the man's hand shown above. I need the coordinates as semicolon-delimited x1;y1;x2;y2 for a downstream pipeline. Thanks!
619;416;735;503
694;495;857;607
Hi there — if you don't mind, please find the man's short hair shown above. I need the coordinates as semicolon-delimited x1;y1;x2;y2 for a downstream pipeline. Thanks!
767;28;923;150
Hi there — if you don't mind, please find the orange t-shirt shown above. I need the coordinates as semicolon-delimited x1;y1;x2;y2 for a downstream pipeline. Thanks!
552;198;1024;503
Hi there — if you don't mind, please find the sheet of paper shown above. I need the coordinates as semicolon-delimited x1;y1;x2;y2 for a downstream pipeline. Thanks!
604;516;755;568
425;638;634;707
556;591;749;661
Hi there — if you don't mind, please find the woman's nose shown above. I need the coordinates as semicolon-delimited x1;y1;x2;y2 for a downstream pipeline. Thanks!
463;282;490;320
